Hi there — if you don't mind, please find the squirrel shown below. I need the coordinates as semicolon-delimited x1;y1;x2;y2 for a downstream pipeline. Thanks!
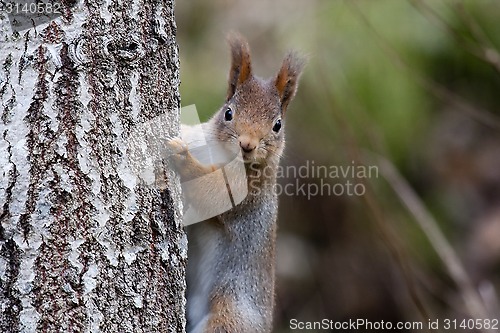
168;33;304;333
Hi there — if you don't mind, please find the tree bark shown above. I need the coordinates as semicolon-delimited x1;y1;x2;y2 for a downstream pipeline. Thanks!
0;1;186;332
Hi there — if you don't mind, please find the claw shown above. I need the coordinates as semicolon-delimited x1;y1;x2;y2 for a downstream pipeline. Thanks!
166;137;189;155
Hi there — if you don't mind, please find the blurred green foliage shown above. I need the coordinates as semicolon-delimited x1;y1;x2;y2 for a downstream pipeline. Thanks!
176;1;500;331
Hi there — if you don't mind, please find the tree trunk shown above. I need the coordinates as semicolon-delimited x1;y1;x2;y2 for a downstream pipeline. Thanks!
0;1;186;332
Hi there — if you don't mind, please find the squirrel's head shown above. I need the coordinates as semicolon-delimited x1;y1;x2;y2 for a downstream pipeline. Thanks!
213;32;305;165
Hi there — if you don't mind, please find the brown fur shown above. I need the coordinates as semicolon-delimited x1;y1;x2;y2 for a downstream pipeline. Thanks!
275;51;305;112
227;32;252;101
170;33;304;333
204;297;240;332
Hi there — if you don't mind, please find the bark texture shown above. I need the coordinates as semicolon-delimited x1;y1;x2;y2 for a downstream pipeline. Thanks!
0;0;186;332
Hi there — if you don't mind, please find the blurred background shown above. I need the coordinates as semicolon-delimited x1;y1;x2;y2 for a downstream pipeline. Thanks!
175;1;500;332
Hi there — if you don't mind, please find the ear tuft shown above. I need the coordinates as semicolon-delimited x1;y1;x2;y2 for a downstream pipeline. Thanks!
275;51;305;112
226;32;252;101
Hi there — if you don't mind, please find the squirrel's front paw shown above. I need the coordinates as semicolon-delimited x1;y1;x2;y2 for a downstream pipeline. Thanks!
166;137;189;156
166;137;192;175
166;137;207;180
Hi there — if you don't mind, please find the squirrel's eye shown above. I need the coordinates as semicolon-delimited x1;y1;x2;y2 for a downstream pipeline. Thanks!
224;107;233;121
272;119;282;133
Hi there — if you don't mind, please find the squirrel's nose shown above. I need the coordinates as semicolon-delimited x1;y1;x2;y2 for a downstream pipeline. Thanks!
240;142;256;153
239;137;257;153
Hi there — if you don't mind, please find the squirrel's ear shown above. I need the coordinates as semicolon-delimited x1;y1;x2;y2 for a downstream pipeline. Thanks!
226;32;252;101
275;51;305;112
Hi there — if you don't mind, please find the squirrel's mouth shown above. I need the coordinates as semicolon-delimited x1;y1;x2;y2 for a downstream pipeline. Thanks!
241;150;268;165
241;152;255;163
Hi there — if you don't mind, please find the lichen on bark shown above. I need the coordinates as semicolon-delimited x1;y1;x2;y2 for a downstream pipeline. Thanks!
0;1;186;332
